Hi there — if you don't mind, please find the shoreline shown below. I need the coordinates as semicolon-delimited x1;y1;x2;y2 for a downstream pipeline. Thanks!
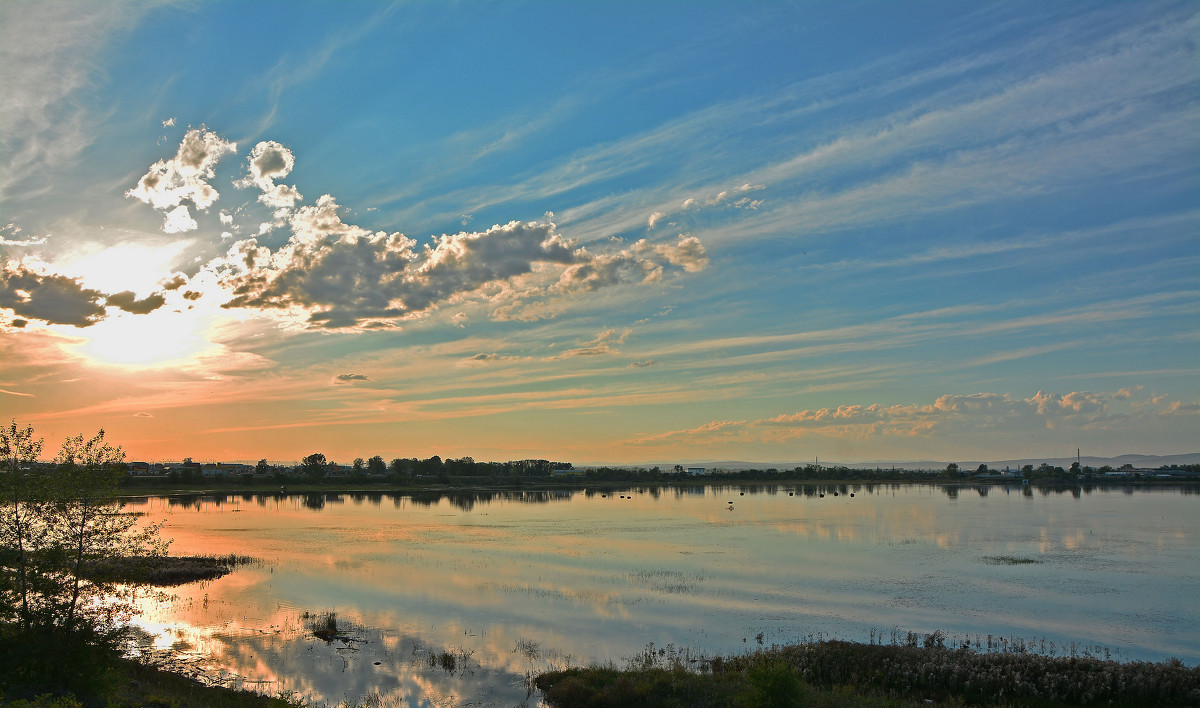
117;476;1200;499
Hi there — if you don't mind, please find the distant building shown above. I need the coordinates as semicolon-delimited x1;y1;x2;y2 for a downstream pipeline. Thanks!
201;462;253;477
687;467;707;476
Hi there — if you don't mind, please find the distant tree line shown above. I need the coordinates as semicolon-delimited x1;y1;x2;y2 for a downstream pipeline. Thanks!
121;453;1200;487
244;453;574;484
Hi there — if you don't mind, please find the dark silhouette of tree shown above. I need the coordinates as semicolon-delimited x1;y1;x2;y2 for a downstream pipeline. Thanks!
0;422;166;692
301;452;328;480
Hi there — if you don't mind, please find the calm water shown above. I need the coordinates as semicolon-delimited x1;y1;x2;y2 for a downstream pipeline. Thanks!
121;484;1200;707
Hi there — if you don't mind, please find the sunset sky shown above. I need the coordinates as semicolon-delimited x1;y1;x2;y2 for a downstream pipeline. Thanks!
1;1;1197;466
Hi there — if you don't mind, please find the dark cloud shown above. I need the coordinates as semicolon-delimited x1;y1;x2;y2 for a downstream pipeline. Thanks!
220;200;581;328
631;359;657;368
10;319;27;328
335;373;369;383
106;290;166;314
0;264;106;327
160;274;188;290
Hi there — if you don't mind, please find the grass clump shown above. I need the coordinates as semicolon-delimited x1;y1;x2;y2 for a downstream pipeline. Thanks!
982;555;1043;565
303;611;341;641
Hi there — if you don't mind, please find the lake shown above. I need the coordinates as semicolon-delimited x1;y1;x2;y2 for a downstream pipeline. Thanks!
121;483;1200;707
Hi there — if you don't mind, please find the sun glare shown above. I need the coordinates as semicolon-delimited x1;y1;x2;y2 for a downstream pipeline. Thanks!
63;241;189;296
69;307;221;369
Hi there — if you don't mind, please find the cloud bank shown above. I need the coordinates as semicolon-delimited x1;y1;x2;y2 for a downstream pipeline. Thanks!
213;192;707;329
628;390;1198;448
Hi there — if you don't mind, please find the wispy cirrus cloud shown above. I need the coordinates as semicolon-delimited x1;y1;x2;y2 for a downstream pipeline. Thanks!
0;1;157;201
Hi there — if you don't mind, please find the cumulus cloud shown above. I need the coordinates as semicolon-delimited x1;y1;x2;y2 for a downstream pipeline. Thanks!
126;128;237;215
236;140;303;208
124;131;711;329
647;211;666;229
554;235;709;293
162;205;198;233
0;263;107;327
213;194;702;328
656;234;709;272
105;290;166;314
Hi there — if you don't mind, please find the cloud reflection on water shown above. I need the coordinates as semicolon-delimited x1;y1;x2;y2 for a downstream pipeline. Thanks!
123;484;1200;704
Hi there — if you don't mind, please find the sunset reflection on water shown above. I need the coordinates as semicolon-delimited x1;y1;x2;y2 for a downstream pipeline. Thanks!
122;484;1200;705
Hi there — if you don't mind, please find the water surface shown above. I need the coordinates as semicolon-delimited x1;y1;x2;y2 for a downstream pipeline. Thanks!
122;484;1200;706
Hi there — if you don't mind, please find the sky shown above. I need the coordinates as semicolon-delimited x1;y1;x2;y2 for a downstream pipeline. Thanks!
1;1;1197;466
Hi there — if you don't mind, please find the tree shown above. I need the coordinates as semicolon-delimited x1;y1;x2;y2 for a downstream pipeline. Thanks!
352;457;365;476
977;464;989;474
301;452;328;480
1;422;165;691
255;458;270;475
0;420;44;636
367;455;387;476
943;463;960;477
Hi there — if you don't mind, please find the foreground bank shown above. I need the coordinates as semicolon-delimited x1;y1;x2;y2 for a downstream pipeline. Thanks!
534;640;1200;707
6;639;1196;708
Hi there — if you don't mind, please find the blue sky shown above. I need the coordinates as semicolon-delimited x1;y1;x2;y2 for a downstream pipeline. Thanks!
1;1;1197;465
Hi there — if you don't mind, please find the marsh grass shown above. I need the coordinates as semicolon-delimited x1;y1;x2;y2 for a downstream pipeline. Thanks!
82;553;259;586
536;638;1200;707
513;637;541;661
626;568;706;594
983;555;1043;565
